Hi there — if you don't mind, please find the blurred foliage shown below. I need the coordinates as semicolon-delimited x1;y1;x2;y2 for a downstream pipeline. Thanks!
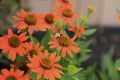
85;43;120;80
0;0;29;35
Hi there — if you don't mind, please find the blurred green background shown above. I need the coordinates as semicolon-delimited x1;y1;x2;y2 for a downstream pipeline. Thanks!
0;0;29;35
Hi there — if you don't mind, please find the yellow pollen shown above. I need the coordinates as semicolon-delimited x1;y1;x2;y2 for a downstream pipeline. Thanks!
25;14;36;25
63;9;73;17
29;49;38;57
59;37;69;46
62;0;69;3
41;58;51;69
6;75;17;80
9;37;20;48
44;14;54;24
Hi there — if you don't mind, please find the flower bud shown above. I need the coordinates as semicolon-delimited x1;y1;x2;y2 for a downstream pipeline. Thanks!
68;65;78;74
87;6;96;13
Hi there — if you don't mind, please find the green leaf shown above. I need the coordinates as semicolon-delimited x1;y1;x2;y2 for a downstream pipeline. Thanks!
76;70;86;80
54;21;62;28
16;55;27;61
29;72;37;80
62;75;74;80
98;71;108;80
84;28;97;36
85;64;98;80
29;35;39;45
102;54;120;80
41;30;52;49
39;76;44;80
115;59;120;69
79;39;93;53
32;36;39;45
59;57;69;68
81;15;88;23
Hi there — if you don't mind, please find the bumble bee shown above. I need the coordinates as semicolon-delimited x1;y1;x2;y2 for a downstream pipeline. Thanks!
55;32;62;38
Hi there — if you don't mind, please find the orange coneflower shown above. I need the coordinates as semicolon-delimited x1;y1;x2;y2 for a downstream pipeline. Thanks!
48;34;80;57
11;60;30;80
68;25;85;37
0;29;28;60
117;13;120;22
13;9;41;34
0;68;29;80
39;13;60;30
56;0;73;7
117;67;120;71
25;42;44;57
27;50;63;80
54;5;79;26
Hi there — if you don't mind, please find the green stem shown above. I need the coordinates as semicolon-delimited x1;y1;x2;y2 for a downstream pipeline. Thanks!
57;50;61;56
62;73;78;80
40;76;44;80
29;34;35;45
87;12;90;17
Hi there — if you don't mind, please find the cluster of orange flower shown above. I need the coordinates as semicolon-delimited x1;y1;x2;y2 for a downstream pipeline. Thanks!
0;0;86;80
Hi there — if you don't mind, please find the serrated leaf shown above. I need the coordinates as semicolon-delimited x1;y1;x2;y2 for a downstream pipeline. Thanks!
76;70;86;80
84;28;97;36
85;64;98;80
79;39;93;53
41;30;52;49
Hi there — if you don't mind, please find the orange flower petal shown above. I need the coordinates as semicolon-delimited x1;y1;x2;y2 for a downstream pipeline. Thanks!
13;16;23;20
69;45;80;53
1;69;10;76
0;75;5;79
62;47;67;57
37;68;44;80
50;68;61;78
8;29;14;36
53;64;63;68
44;70;49;79
19;32;28;42
44;50;49;57
66;47;73;57
15;70;24;77
52;56;61;63
28;26;33;34
9;49;17;60
50;52;56;60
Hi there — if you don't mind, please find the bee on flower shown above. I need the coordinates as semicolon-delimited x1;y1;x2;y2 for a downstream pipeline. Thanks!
48;33;80;57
